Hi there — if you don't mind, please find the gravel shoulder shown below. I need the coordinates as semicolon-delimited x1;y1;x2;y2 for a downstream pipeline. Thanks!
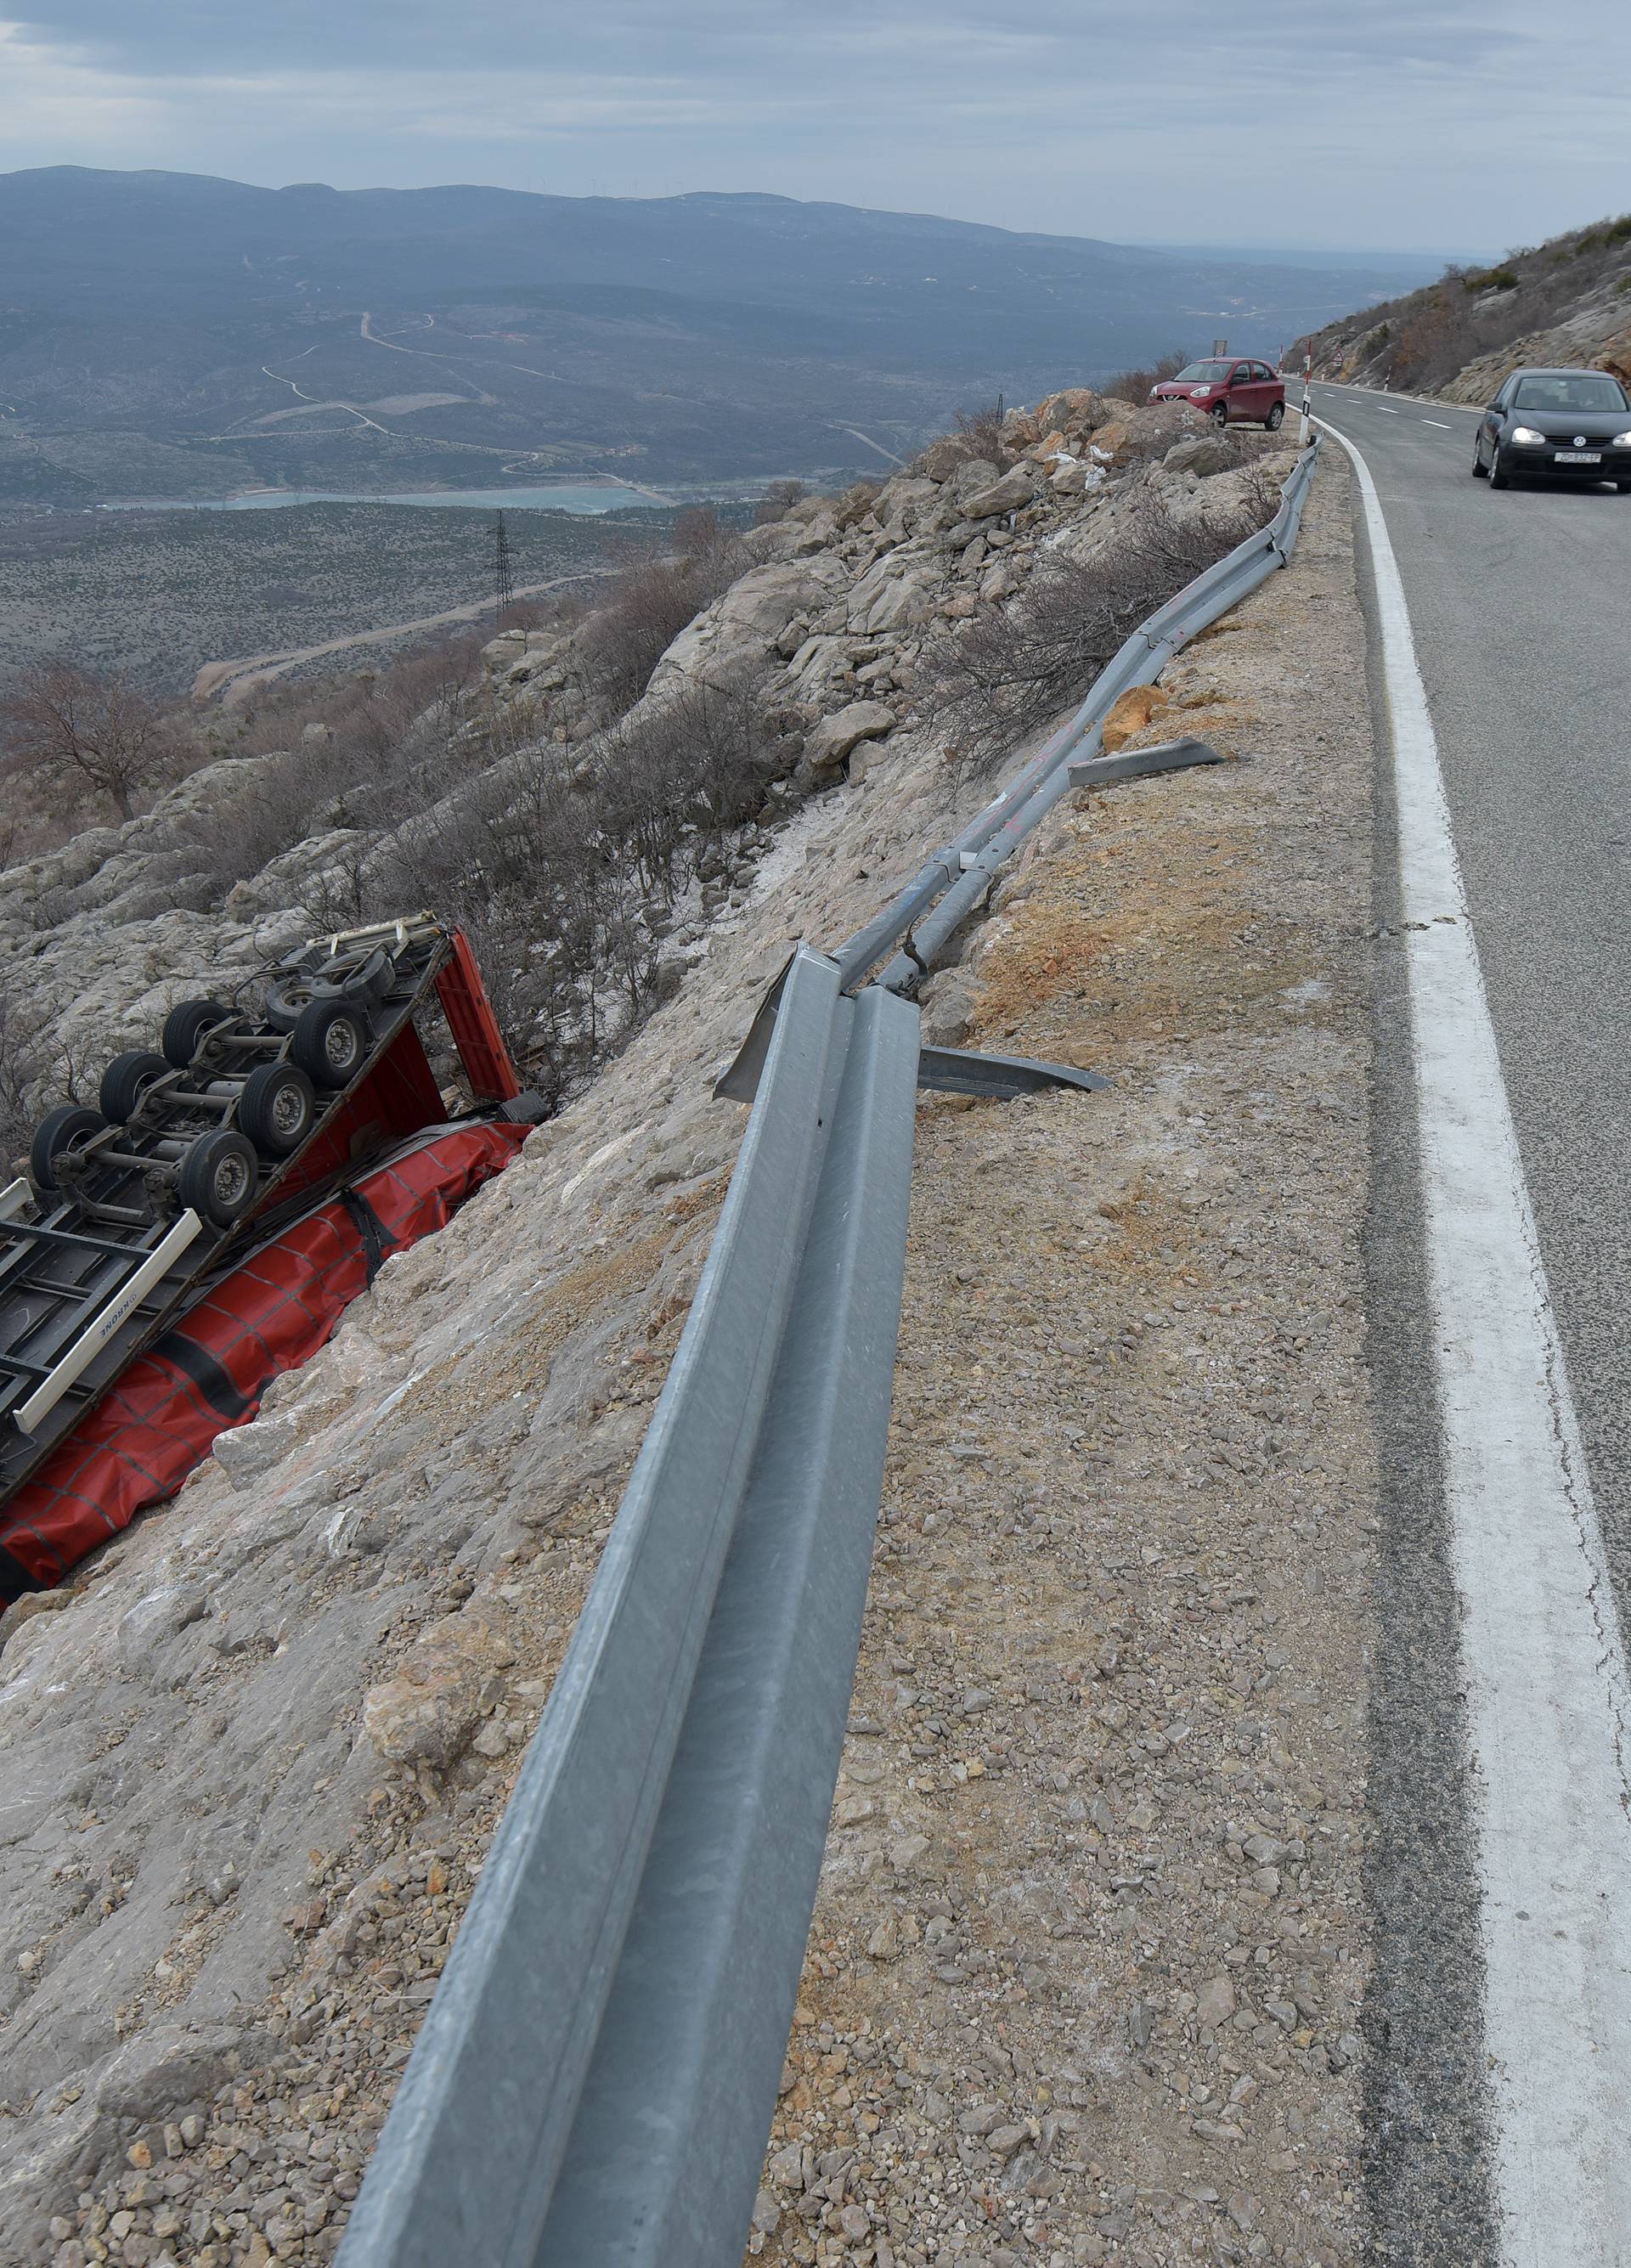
751;449;1380;2268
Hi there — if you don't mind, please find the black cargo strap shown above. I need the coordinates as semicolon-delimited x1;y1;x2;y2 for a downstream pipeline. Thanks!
339;1188;394;1285
149;1330;253;1423
0;1541;44;1602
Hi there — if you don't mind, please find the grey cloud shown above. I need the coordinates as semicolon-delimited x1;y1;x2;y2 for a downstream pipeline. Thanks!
3;0;1628;251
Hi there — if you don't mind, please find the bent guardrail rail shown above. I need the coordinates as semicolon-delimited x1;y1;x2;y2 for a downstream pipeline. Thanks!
338;437;1324;2268
840;438;1320;995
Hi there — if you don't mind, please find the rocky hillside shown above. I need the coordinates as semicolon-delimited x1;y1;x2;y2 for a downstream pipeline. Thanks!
0;391;1277;1143
0;389;1306;2265
1293;212;1631;402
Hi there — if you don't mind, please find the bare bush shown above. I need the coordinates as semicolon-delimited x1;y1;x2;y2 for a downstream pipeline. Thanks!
1;658;179;822
929;471;1275;768
753;479;806;526
366;659;790;1104
950;402;1014;469
1103;350;1189;403
576;512;749;722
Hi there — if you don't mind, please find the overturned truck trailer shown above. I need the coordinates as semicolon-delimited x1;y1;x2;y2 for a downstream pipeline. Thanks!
0;915;541;1606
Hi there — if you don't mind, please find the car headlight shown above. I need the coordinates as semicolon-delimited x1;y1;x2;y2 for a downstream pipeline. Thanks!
1191;386;1211;398
1510;426;1546;444
1613;431;1631;447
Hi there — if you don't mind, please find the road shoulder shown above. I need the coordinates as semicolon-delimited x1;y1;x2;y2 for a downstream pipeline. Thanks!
752;448;1380;2268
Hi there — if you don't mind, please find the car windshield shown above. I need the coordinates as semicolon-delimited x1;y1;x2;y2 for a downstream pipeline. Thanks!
1175;362;1233;382
1511;375;1628;412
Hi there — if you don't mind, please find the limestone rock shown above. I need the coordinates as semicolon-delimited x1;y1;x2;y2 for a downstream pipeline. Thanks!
362;1606;516;1769
1035;386;1109;434
918;968;977;1048
805;702;896;777
1165;434;1239;477
960;466;1035;520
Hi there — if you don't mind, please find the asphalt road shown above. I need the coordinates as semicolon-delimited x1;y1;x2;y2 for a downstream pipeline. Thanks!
1302;382;1631;2265
1308;383;1631;1596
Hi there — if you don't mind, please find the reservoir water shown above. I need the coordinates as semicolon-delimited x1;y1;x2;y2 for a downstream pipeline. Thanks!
103;484;670;516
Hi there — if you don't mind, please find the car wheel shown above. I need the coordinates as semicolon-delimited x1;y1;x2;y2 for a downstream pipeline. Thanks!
237;1062;317;1158
1487;451;1509;489
31;1104;109;1192
1209;403;1228;429
177;1129;259;1229
1265;403;1284;431
1471;445;1487;477
162;997;234;1069
99;1049;174;1124
291;1000;368;1091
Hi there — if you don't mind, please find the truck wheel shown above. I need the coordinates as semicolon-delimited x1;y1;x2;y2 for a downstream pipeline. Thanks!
291;1000;368;1090
178;1129;258;1228
237;1062;316;1157
162;997;233;1069
31;1105;108;1191
99;1050;174;1124
264;973;316;1033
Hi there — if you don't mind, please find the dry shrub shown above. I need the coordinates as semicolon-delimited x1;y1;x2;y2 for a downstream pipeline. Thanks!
366;662;793;1105
1103;350;1189;403
753;479;806;527
930;471;1275;768
950;402;1014;468
576;510;749;720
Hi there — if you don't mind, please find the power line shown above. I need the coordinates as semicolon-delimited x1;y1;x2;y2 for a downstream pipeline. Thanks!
494;511;515;630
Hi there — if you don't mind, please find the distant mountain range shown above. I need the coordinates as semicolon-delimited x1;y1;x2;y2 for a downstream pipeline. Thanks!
0;167;1447;505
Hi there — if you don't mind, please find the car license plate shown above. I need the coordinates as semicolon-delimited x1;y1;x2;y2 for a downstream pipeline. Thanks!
1555;449;1601;463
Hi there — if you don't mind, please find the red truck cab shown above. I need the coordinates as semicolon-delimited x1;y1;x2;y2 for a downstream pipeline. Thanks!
1149;358;1285;431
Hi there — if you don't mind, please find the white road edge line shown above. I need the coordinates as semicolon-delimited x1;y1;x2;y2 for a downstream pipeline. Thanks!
1314;414;1631;2266
1422;419;1452;429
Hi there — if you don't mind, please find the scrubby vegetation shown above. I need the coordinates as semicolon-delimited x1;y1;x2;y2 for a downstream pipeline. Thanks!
930;465;1276;765
1296;213;1631;395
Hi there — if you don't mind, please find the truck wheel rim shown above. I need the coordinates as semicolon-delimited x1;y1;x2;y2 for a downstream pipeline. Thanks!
272;1084;307;1137
215;1153;251;1207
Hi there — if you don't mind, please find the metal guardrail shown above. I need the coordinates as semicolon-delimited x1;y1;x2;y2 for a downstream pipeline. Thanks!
338;952;919;2268
839;439;1320;995
337;438;1323;2268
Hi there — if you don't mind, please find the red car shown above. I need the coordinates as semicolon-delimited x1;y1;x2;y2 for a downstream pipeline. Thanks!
1148;358;1285;431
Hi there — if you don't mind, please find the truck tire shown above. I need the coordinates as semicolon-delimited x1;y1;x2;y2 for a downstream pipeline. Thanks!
177;1129;258;1228
291;1000;368;1090
264;973;316;1033
162;997;234;1069
237;1062;316;1157
100;1050;174;1124
31;1104;109;1191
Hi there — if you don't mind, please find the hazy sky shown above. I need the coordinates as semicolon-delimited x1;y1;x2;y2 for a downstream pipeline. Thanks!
3;0;1627;253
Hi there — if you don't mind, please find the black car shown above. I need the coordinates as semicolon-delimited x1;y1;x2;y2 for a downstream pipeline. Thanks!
1474;366;1631;489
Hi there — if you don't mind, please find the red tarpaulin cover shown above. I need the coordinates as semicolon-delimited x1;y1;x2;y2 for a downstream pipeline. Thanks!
0;1121;527;1605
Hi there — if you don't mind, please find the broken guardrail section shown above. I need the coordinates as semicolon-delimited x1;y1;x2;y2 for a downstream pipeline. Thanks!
337;437;1324;2268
